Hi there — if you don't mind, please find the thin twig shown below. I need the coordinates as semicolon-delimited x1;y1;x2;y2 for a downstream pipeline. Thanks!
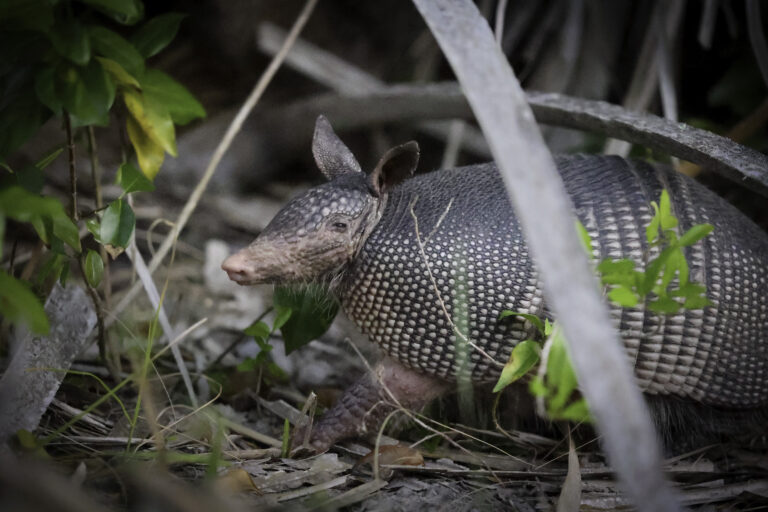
64;112;78;221
408;196;503;368
87;126;113;308
106;0;319;328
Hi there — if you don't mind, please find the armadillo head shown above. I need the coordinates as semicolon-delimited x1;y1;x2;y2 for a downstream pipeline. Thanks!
222;115;419;286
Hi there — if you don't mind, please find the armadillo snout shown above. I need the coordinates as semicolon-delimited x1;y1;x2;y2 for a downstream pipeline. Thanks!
222;252;259;285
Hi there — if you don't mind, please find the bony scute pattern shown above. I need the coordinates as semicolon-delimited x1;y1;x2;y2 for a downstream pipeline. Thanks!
340;155;768;408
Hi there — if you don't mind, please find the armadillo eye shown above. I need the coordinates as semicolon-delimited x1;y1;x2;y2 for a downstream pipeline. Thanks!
332;222;348;231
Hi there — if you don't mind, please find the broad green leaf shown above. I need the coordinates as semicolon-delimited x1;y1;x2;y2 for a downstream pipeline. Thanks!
131;13;186;58
678;223;714;247
529;375;546;397
273;306;292;332
499;310;544;336
86;218;102;242
78;0;144;25
16;164;44;194
273;286;339;354
682;295;711;310
88;25;145;77
52;212;81;252
244;320;270;341
100;199;135;248
59;60;115;126
123;87;177;156
575;220;593;258
34;66;62;115
597;258;635;276
116;161;155;193
559;399;591;423
546;330;579;414
126;113;165;179
0;88;47;162
0;0;54;32
0;270;49;334
492;340;541;392
0;186;79;251
96;57;140;88
671;282;707;298
646;205;660;245
49;19;91;65
84;249;104;288
648;297;680;314
607;286;638;307
140;69;205;125
658;190;678;231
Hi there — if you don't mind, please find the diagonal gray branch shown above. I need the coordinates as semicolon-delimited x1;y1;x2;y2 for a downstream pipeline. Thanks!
259;84;768;195
411;1;681;511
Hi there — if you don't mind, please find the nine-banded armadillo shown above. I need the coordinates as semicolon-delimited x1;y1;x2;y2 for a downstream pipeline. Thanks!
222;116;768;451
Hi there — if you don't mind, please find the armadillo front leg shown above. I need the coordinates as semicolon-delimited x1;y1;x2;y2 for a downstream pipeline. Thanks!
295;357;450;452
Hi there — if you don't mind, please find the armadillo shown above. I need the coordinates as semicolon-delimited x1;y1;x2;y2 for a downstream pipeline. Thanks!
223;116;768;450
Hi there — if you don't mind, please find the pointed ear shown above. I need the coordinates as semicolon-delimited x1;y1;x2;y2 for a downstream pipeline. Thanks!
368;141;420;197
312;115;362;180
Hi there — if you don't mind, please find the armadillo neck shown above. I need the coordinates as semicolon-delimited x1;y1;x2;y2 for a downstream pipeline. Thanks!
339;154;768;409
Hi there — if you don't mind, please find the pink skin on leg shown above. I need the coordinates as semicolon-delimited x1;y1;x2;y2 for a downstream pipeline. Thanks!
294;357;450;452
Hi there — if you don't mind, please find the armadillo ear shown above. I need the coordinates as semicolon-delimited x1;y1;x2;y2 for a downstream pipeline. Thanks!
368;141;420;197
312;115;362;180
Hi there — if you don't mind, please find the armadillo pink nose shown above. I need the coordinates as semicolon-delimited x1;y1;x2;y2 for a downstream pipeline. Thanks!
222;252;253;283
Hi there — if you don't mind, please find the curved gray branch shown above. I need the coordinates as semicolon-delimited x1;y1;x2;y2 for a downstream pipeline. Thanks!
410;1;680;511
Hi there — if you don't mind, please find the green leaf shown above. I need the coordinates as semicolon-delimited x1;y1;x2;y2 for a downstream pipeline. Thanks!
273;286;339;354
100;199;135;248
0;88;47;162
84;249;104;288
49;19;91;65
607;285;638;307
492;340;541;392
244;320;270;341
273;306;292;332
658;190;678;231
59;60;115;126
648;297;680;314
96;57;140;88
34;66;63;116
0;186;80;251
131;13;186;58
16;164;44;194
123;87;177;156
0;270;49;334
126;112;165;179
116;161;155;193
678;223;714;247
546;330;579;414
35;147;64;170
499;310;544;336
140;69;205;125
682;295;711;310
78;0;144;25
575;220;593;258
0;214;5;256
88;25;145;77
646;204;660;245
0;0;54;32
559;399;591;423
528;376;546;397
52;212;82;252
86;218;102;242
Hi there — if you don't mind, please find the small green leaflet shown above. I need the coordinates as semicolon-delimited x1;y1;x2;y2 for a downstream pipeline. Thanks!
498;310;544;336
116;162;155;193
84;249;104;288
130;13;186;58
0;270;50;334
100;199;135;248
273;286;338;354
492;340;541;392
244;320;270;341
